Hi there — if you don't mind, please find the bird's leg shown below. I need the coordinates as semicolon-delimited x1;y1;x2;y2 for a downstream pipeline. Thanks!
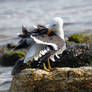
47;58;56;71
43;63;50;72
43;58;56;72
47;58;51;70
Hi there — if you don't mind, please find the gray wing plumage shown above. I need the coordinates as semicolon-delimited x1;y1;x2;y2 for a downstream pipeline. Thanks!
30;34;66;62
24;43;44;63
31;34;65;50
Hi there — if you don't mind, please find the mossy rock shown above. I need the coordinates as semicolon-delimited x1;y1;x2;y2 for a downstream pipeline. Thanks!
0;51;25;66
68;33;92;43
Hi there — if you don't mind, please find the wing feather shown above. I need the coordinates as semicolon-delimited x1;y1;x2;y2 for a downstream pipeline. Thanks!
31;35;58;50
24;43;43;63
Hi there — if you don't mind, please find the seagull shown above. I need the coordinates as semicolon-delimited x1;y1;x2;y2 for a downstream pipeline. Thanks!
14;17;66;72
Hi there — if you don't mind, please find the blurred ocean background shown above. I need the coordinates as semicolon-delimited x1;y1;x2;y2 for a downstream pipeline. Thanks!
0;0;92;91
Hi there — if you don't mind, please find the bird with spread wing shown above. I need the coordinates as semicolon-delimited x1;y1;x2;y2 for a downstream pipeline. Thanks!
12;17;66;73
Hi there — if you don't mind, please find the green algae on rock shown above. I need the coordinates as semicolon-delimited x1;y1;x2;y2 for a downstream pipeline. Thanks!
0;51;25;66
68;33;92;43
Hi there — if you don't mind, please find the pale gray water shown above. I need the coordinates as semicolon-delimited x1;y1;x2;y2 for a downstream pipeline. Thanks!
0;66;12;91
0;0;92;44
0;0;92;91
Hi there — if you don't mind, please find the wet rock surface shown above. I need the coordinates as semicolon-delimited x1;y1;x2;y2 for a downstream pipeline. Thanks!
10;67;92;92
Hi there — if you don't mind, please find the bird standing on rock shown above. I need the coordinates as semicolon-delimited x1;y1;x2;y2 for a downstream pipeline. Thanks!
12;17;66;75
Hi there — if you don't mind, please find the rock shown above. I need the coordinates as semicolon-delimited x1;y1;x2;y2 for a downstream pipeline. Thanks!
68;33;92;43
0;90;9;92
57;43;92;67
0;51;25;66
10;67;92;92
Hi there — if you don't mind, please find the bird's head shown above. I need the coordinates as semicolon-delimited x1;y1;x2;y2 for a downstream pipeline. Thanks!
47;17;64;39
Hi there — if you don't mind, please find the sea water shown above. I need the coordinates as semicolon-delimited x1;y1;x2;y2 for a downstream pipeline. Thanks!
0;0;92;44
